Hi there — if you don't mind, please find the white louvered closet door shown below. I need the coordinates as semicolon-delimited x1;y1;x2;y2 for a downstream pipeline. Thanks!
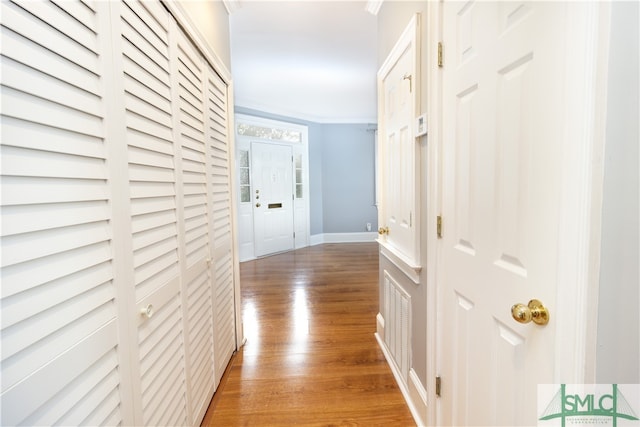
1;0;236;425
114;1;189;425
174;30;217;425
0;1;127;425
205;65;236;385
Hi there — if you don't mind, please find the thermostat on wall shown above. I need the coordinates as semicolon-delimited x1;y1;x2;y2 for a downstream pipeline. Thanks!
415;114;427;137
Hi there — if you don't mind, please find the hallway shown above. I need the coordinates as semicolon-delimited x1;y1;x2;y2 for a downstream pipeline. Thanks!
202;243;416;426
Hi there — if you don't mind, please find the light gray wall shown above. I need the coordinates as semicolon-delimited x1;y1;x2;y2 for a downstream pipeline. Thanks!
321;124;378;233
234;107;376;236
596;1;639;384
377;1;430;388
178;0;231;71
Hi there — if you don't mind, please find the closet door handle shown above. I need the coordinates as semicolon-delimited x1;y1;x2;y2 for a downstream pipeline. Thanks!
140;304;154;319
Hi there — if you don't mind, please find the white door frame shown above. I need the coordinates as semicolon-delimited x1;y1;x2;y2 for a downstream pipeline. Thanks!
432;1;611;425
234;114;310;261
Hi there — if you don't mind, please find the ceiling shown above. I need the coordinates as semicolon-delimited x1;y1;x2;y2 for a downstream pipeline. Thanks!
228;1;378;123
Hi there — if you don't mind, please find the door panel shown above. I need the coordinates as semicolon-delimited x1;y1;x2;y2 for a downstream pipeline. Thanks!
381;43;418;264
206;66;237;387
175;28;216;425
441;2;566;425
252;142;294;257
0;1;123;425
118;1;188;424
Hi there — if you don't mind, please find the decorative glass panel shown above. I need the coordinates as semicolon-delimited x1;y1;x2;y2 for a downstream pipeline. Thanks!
239;149;250;203
295;153;303;199
237;123;302;143
239;150;249;167
240;169;250;185
240;186;250;203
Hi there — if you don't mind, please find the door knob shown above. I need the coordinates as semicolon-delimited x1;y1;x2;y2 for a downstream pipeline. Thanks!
256;203;261;208
378;226;389;235
140;304;154;319
511;299;549;325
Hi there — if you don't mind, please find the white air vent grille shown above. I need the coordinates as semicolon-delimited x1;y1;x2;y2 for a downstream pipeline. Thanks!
383;270;411;382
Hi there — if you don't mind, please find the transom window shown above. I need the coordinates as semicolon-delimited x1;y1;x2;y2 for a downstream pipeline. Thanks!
237;123;302;143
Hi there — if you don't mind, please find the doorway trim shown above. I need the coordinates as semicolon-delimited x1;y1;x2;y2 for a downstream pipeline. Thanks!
234;114;310;261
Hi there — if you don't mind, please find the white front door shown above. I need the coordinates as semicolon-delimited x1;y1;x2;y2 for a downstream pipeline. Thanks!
440;2;578;425
252;141;294;257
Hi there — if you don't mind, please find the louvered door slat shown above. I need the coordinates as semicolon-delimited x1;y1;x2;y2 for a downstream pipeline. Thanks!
0;27;100;96
2;57;102;116
123;0;169;45
0;2;99;74
3;324;119;426
1;86;103;137
51;0;97;30
14;0;98;53
120;1;168;58
1;176;108;206
1;116;104;157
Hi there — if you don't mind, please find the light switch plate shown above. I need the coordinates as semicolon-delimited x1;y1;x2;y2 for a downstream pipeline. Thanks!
415;113;427;137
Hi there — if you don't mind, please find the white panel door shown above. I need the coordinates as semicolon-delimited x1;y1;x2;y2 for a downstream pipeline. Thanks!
205;64;237;385
440;2;569;425
115;1;189;424
252;142;294;257
378;16;420;267
0;1;126;425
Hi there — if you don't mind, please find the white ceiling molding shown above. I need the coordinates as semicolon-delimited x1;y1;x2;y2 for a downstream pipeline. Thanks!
235;98;377;125
222;0;242;15
365;0;384;16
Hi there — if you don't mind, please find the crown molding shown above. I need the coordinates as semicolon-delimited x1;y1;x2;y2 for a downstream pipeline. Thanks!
365;0;384;16
223;0;242;15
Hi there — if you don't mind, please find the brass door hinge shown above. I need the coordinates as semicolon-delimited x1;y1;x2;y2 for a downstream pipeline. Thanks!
437;215;443;239
438;42;443;67
436;376;442;397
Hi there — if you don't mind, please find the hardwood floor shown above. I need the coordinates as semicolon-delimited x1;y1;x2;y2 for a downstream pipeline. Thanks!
201;243;416;426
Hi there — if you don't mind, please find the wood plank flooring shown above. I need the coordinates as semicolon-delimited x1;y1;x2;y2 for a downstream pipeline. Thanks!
202;243;416;426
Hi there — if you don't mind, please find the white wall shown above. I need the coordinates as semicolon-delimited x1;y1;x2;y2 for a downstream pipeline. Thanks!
178;0;231;71
596;1;640;384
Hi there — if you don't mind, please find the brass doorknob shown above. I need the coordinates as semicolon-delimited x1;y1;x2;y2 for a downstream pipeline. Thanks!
511;299;549;325
256;203;261;208
378;226;389;235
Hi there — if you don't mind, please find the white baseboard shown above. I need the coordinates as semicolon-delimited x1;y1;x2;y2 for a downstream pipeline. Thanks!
310;232;378;246
375;333;428;427
376;312;385;341
408;369;428;427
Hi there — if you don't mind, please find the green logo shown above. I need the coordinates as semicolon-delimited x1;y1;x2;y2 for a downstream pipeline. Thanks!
539;384;639;426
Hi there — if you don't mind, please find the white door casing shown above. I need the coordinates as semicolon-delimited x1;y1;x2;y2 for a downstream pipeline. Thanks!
438;2;609;426
252;142;295;257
